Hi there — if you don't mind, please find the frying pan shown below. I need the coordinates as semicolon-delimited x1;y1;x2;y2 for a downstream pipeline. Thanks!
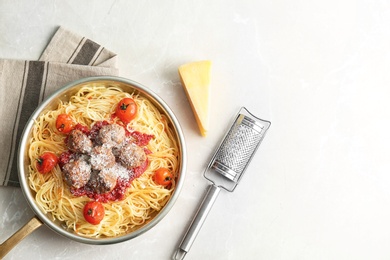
0;76;187;258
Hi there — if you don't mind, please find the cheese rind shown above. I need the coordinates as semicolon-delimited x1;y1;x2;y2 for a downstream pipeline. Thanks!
178;60;211;137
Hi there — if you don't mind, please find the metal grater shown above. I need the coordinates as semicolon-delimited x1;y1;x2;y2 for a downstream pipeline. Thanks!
205;107;270;191
210;111;269;185
174;107;270;260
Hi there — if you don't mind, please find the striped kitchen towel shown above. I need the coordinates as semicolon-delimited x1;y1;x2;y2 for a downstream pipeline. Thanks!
0;26;119;187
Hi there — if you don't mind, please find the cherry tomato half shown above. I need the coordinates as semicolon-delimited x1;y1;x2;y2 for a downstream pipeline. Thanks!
153;168;173;187
83;201;105;225
56;114;75;134
115;98;137;124
36;152;58;174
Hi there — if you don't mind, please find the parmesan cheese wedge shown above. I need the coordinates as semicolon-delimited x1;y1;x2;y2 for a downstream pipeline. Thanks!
178;60;211;137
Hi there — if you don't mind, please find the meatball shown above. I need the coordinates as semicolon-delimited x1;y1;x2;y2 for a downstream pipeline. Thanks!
118;142;146;169
86;167;117;194
112;136;135;157
62;156;91;189
90;146;115;171
67;129;92;154
97;124;125;148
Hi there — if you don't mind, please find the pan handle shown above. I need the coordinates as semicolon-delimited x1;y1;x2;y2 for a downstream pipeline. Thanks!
0;216;43;259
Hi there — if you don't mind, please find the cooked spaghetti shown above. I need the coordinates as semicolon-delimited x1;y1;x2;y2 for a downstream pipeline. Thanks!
28;84;180;237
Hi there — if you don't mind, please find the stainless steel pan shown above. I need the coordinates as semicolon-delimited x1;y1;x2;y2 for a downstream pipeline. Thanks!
0;76;187;258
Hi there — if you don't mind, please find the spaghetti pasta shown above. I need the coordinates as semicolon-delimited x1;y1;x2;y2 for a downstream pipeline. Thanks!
28;84;179;237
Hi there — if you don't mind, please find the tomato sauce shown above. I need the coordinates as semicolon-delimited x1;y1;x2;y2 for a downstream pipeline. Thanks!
128;131;154;146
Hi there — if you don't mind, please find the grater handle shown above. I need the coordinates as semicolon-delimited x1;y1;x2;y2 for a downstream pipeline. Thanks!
173;184;221;260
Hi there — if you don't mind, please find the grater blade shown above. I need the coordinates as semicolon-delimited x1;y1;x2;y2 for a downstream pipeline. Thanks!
204;107;270;192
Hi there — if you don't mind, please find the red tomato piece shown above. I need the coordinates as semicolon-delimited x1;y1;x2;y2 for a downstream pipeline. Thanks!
153;168;173;187
115;98;137;124
83;201;105;225
56;114;75;133
36;152;58;174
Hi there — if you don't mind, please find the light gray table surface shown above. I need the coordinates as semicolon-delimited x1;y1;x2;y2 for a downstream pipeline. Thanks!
1;1;390;259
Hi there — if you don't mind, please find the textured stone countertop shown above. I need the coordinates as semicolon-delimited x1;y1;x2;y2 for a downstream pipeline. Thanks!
1;1;390;259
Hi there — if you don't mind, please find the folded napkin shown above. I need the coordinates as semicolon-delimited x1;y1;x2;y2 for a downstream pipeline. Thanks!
0;26;119;187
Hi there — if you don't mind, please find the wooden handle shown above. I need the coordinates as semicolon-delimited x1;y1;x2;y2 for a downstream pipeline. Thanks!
0;216;43;259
